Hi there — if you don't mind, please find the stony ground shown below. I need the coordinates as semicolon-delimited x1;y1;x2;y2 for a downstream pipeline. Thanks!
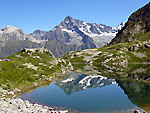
0;98;68;113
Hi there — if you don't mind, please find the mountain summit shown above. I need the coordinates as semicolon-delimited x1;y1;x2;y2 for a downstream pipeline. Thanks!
32;16;124;49
0;25;28;41
64;16;74;23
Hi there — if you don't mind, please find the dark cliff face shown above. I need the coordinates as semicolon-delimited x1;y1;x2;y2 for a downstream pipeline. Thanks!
110;2;150;45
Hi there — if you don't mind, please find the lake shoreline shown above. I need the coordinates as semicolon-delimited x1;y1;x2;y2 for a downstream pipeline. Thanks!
0;97;69;113
0;68;73;113
0;97;145;113
19;73;146;113
0;67;147;113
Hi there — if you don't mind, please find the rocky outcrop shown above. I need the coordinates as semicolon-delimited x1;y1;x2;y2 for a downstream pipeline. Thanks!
144;43;150;48
110;2;150;45
22;48;55;58
128;42;143;51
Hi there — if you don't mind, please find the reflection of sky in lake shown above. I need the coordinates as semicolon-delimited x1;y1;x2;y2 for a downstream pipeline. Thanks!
19;73;140;113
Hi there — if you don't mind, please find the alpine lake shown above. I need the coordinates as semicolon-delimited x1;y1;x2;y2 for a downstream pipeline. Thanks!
19;64;150;113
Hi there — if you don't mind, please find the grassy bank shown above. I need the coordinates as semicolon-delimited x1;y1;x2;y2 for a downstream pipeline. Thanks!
0;48;73;97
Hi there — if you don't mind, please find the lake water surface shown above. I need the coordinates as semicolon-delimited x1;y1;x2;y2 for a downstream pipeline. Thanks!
19;72;145;113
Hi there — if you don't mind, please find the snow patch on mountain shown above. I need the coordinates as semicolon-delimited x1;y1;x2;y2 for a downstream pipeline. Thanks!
62;29;74;34
29;16;126;48
62;78;74;83
113;22;126;31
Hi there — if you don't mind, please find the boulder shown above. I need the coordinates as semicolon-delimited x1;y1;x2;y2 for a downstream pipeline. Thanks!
128;43;142;51
144;43;150;48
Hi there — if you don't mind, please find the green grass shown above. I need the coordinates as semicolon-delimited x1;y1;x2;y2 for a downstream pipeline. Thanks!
0;49;72;96
69;56;85;64
139;32;150;41
66;37;150;65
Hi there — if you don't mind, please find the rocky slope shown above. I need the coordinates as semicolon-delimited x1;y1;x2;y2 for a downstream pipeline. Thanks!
110;2;150;45
0;98;68;113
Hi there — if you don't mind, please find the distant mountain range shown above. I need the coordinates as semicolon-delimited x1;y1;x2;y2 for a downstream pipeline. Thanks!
54;72;116;95
31;16;125;48
0;16;125;58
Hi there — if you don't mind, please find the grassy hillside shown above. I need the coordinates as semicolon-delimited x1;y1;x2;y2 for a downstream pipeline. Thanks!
65;34;150;64
0;48;73;97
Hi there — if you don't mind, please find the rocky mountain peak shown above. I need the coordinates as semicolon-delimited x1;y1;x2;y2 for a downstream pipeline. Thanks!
6;25;18;29
0;25;19;33
32;30;42;34
0;25;32;42
31;16;125;50
31;30;47;36
60;16;81;28
64;16;74;23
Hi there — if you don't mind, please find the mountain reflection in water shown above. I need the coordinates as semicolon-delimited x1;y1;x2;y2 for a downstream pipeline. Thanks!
19;64;150;113
54;72;116;95
73;64;150;113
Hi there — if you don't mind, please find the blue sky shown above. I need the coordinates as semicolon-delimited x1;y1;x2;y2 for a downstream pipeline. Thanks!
0;0;149;33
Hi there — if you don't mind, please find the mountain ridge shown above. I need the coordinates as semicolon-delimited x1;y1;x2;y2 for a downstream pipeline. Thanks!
32;16;124;48
110;2;150;45
0;16;125;58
